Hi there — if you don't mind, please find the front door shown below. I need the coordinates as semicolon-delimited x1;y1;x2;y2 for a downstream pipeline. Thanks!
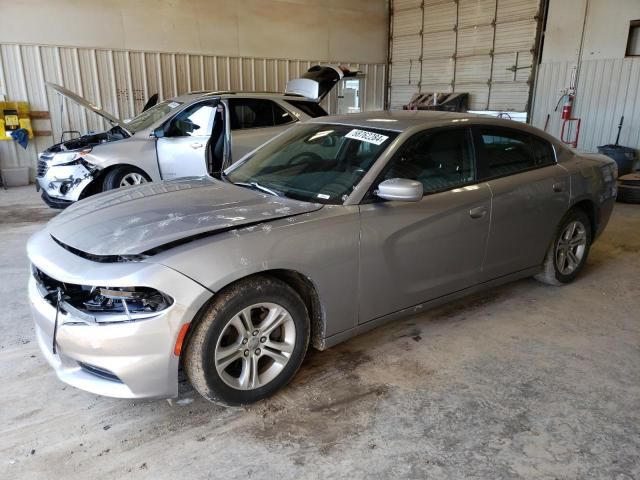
156;101;217;179
358;127;491;323
473;127;571;281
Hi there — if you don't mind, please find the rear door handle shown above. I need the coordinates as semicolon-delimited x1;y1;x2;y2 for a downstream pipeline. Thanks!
190;142;203;149
553;182;565;192
469;206;488;219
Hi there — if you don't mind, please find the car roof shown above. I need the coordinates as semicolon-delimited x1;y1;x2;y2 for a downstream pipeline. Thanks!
171;91;313;103
307;110;542;134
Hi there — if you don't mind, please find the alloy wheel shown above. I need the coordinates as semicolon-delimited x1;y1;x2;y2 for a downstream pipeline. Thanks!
214;302;296;390
120;172;147;187
555;220;587;275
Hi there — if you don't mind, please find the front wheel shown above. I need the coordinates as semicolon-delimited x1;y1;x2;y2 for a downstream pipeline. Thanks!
184;276;310;406
534;209;592;286
102;166;149;191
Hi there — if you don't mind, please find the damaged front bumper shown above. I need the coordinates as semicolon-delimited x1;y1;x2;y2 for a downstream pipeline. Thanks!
36;158;96;208
27;230;213;399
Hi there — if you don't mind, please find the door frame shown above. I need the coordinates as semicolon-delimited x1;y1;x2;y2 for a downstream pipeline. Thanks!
359;125;479;204
154;98;226;179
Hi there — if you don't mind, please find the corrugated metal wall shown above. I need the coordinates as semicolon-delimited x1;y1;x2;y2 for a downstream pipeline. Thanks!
0;43;386;174
531;58;640;152
389;0;540;111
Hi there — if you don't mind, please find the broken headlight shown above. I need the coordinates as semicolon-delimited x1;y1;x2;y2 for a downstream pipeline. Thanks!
33;266;173;323
56;148;96;169
82;287;173;318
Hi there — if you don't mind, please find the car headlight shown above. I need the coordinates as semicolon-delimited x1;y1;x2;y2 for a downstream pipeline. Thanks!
32;266;173;324
63;287;174;324
84;287;173;315
56;148;95;168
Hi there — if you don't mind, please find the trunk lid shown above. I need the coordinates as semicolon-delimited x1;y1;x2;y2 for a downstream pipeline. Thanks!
47;177;322;257
285;65;359;102
46;82;132;136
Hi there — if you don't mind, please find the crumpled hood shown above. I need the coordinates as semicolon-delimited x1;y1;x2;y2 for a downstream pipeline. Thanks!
47;177;322;257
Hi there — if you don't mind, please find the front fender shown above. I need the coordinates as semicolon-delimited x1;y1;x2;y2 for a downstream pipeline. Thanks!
82;136;161;181
148;206;361;340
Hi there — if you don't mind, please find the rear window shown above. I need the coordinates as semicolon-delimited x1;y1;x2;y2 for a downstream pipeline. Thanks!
229;98;296;130
476;128;555;178
284;100;328;118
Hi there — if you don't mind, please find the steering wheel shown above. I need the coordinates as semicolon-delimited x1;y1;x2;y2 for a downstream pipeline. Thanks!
288;152;324;167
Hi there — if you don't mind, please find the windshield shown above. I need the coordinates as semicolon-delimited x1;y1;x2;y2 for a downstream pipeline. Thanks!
124;100;183;133
225;123;397;204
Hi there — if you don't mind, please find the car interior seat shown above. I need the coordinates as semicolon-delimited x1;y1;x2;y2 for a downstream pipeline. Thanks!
235;106;256;129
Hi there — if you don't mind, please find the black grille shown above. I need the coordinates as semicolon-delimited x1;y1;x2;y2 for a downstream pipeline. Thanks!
78;362;123;383
37;159;48;177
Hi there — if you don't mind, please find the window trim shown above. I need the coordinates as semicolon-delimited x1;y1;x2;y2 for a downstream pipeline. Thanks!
227;97;298;131
161;100;219;137
472;126;558;182
361;125;479;203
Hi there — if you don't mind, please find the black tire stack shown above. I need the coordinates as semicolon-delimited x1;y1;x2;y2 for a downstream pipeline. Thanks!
617;173;640;204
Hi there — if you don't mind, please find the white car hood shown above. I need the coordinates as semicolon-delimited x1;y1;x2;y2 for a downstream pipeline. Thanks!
47;177;322;258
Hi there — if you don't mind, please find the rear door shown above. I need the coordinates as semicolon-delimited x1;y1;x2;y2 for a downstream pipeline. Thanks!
358;127;492;323
474;127;570;281
227;98;297;160
156;101;217;179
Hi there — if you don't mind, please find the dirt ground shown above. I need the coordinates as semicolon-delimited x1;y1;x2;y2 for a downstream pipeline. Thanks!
1;185;639;479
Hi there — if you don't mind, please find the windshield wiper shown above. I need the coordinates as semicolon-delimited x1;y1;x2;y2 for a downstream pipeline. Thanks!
232;181;282;197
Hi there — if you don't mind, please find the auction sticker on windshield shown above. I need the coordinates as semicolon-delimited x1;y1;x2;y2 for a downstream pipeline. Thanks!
345;129;389;145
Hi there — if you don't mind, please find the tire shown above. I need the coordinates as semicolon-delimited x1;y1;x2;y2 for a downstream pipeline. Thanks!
617;184;640;204
534;209;592;286
102;166;149;191
618;173;640;187
183;276;310;406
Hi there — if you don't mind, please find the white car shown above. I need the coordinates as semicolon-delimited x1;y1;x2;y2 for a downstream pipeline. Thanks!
36;65;354;208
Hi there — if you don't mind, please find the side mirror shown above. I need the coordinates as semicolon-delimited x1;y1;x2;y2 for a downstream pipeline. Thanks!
153;125;165;138
376;178;423;202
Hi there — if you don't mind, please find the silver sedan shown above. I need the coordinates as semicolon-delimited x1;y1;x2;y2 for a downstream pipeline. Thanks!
27;111;618;405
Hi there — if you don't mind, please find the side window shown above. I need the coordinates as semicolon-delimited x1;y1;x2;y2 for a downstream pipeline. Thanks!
229;99;295;130
529;135;556;166
380;128;475;194
477;128;554;178
273;103;296;126
167;103;215;137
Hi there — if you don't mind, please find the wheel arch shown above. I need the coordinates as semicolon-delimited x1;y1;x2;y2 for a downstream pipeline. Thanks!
182;269;326;358
79;163;152;199
569;197;597;237
100;163;152;182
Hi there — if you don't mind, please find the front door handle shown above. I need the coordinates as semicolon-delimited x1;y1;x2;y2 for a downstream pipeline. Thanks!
190;142;203;149
553;182;565;192
469;206;488;219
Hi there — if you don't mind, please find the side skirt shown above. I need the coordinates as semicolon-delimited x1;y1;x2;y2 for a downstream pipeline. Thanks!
319;266;541;350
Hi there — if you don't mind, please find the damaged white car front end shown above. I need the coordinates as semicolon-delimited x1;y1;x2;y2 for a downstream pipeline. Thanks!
37;148;98;208
37;65;351;209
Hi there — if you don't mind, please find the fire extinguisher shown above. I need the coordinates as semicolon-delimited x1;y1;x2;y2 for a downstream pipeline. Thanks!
561;94;574;120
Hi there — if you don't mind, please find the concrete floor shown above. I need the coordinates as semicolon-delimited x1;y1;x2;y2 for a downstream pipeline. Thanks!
1;185;639;480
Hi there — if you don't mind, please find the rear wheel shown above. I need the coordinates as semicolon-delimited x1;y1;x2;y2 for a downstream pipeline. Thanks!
184;276;310;406
535;209;592;286
102;166;149;191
